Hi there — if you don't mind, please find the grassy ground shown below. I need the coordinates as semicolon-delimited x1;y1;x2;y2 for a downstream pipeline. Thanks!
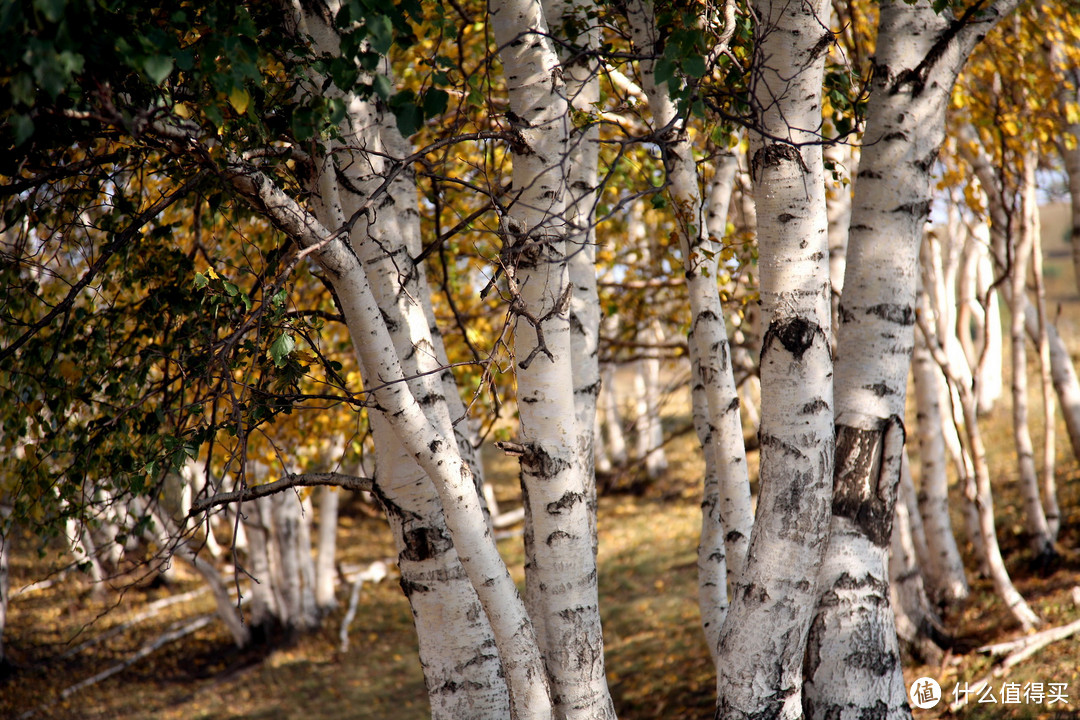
4;203;1080;719
4;393;1080;720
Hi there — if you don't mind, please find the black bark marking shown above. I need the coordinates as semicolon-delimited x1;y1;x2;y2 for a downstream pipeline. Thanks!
892;199;932;218
882;131;908;142
546;529;573;545
751;143;807;181
866;303;915;325
864;382;896;397
778;213;796;224
832;416;905;547
800;398;829;415
521;444;571;478
400;577;430;597
401;525;454;562
546;490;586;515
803;610;826;683
575;380;600;398
762;316;822;362
915;148;939;173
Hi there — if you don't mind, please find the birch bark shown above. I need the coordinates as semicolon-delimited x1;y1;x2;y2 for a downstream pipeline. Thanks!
543;0;604;553
1006;152;1055;561
714;0;834;715
626;0;753;603
489;0;613;714
912;325;969;605
804;1;1021;716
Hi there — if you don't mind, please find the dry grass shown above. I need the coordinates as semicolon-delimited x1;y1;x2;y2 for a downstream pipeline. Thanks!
4;203;1080;719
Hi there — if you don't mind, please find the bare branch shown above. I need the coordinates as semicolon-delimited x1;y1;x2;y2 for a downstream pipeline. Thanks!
190;472;373;514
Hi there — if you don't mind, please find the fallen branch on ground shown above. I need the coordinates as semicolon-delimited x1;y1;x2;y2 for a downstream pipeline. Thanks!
339;560;391;652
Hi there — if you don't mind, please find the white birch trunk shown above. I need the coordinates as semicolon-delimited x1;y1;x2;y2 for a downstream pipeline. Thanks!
285;6;516;712
544;0;603;553
912;328;969;605
890;484;947;664
489;0;613;713
715;0;834;715
627;0;752;598
961;129;1080;457
1031;205;1060;541
1059;65;1080;295
804;1;1019;716
918;299;1041;632
976;249;1004;413
600;359;628;466
315;485;339;612
1005;153;1054;561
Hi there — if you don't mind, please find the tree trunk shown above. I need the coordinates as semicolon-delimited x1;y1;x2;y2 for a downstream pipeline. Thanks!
1031;199;1060;541
544;0;604;554
626;0;752;602
1004;152;1055;561
804;1;1020;716
315;486;338;612
912;326;969;606
490;0;613;715
714;0;834;715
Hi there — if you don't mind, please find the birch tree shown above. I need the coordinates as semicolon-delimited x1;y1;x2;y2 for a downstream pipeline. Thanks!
713;0;835;715
803;1;1023;716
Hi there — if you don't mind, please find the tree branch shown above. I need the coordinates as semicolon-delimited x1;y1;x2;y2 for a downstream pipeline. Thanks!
190;472;373;514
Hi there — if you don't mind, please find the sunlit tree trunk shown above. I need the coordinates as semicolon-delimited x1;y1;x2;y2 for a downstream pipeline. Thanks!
1058;64;1080;295
912;326;969;606
315;486;338;612
961;128;1080;459
714;0;834;714
890;467;947;664
1031;204;1060;540
626;0;752;608
1005;151;1055;561
544;0;603;553
918;295;1041;632
804;1;1020;716
490;0;613;715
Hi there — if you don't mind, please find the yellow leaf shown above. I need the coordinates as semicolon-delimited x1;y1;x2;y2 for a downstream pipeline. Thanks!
229;87;251;115
207;267;219;280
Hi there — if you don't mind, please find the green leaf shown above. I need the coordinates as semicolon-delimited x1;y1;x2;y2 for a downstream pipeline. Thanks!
423;88;449;119
193;272;208;289
10;115;34;146
654;58;676;88
33;0;66;23
683;55;707;79
270;333;295;367
143;56;174;85
367;14;393;55
372;74;393;100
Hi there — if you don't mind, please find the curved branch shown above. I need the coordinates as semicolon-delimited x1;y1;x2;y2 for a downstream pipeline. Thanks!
190;472;373;514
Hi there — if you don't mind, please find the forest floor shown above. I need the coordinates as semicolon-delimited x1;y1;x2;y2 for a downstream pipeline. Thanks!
4;203;1080;719
3;395;1080;720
